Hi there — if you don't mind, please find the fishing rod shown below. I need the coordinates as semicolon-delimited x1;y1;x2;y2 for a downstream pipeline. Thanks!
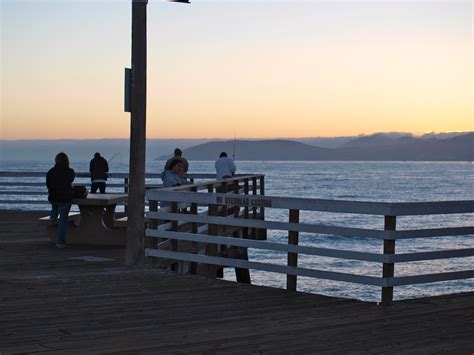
108;153;122;165
232;133;237;161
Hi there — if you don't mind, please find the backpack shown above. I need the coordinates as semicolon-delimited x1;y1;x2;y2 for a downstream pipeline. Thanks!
72;185;88;198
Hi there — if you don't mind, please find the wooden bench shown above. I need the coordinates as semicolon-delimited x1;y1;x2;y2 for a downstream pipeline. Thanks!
114;215;148;228
114;216;129;228
38;212;81;225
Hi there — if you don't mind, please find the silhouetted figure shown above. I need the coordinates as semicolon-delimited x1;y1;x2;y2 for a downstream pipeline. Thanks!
215;152;236;179
46;152;75;249
164;148;189;179
89;152;109;193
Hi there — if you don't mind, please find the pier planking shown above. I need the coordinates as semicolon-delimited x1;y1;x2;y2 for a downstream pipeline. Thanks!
0;211;473;353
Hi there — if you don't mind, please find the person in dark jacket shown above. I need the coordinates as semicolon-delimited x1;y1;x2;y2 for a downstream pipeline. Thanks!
46;152;75;248
89;152;109;193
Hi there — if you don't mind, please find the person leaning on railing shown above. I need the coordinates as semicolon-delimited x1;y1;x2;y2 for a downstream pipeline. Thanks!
163;148;189;179
46;152;75;249
215;152;236;180
89;152;109;193
160;159;191;207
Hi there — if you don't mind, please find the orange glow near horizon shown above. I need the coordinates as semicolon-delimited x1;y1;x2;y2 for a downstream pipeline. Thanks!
1;2;472;140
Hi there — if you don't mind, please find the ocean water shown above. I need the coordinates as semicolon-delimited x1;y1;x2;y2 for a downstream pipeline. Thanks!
1;160;473;302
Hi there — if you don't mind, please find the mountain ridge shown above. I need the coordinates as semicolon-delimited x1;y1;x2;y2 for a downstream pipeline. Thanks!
1;131;471;161
157;132;474;161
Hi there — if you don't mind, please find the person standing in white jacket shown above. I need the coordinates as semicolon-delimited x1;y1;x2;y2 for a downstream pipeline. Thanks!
215;152;236;180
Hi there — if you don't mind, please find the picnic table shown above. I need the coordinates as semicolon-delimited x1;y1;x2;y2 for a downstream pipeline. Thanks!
39;193;129;247
68;193;128;246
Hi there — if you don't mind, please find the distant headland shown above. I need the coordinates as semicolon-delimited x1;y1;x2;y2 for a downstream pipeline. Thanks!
157;132;473;162
1;132;472;162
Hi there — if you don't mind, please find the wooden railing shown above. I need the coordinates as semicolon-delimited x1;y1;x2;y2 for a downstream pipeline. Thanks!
0;171;244;208
145;184;474;304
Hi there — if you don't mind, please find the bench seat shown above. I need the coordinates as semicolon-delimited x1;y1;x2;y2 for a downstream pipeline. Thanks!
114;215;148;228
38;212;81;224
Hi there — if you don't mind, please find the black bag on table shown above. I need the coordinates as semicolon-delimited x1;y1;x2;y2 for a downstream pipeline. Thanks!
73;185;88;198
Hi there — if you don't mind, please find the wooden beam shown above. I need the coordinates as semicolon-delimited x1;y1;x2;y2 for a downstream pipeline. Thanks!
126;0;147;265
145;249;386;286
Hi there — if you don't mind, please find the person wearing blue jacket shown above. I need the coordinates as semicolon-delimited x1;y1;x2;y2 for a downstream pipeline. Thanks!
162;159;190;187
161;159;191;207
46;152;75;249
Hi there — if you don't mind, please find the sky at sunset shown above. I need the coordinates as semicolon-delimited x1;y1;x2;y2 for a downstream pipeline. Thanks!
1;0;472;140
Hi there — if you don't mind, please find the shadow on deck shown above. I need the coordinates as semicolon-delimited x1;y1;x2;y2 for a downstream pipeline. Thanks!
0;211;473;353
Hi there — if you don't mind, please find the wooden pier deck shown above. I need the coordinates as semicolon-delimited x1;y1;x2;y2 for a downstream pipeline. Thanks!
1;211;473;354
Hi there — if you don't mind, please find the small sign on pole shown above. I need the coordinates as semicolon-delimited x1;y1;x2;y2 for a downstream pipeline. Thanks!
124;68;131;112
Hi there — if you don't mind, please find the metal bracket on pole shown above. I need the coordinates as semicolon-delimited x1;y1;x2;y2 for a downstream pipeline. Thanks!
124;68;131;113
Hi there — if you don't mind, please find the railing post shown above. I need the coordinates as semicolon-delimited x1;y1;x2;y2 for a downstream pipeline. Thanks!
232;179;240;232
170;201;179;272
206;202;219;279
287;209;300;292
221;181;228;237
146;200;158;266
124;177;129;213
258;175;267;240
148;200;158;230
198;184;218;278
233;178;251;284
191;186;198;234
190;186;198;275
243;178;249;238
251;177;257;239
381;215;396;305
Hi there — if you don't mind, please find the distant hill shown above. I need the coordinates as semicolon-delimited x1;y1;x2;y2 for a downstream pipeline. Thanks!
293;136;356;149
282;132;470;149
420;132;471;140
336;132;473;161
342;133;416;147
2;131;471;162
157;133;474;161
158;140;334;161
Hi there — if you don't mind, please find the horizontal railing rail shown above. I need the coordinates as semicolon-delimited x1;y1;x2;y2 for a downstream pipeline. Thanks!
145;187;474;305
0;171;250;208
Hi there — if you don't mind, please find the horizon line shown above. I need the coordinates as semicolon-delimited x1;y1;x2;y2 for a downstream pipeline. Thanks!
1;131;472;142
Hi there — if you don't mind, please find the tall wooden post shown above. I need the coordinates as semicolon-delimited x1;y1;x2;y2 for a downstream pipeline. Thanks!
206;184;219;279
126;0;147;265
233;179;251;284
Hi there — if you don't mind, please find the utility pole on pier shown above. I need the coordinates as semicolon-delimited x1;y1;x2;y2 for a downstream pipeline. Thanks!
126;0;148;265
126;0;189;265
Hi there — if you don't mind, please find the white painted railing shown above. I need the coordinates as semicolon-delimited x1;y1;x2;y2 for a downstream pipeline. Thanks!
145;182;474;305
0;171;243;209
